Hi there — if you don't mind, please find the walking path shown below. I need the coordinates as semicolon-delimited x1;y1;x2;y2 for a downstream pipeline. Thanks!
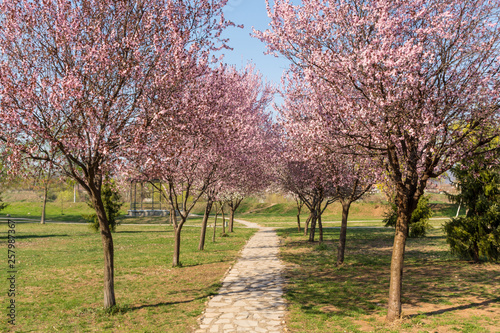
195;219;287;333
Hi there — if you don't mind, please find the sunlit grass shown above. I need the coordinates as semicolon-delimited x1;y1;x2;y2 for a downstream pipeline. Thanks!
0;222;255;332
277;227;500;332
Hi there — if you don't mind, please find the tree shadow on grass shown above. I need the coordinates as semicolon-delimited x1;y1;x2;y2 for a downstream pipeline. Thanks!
124;296;206;312
123;283;222;313
1;234;70;240
408;297;500;318
116;230;171;234
279;227;500;319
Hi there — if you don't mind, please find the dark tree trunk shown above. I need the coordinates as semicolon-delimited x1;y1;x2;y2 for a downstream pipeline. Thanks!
386;191;416;321
228;198;242;233
198;200;213;251
295;199;303;232
337;200;352;266
212;205;219;243
317;216;323;242
472;243;480;263
229;209;235;233
317;208;323;243
308;211;317;242
41;176;50;224
90;187;116;309
221;204;226;234
172;224;183;267
304;213;312;236
170;197;183;267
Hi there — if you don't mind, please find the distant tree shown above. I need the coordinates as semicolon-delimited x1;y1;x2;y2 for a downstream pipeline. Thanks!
444;157;500;263
384;196;433;238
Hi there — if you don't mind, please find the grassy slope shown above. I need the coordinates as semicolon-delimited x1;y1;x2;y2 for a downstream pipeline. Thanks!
0;223;255;332
232;194;461;228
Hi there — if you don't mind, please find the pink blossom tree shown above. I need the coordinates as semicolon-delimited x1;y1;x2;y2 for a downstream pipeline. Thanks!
279;70;376;265
196;65;274;247
0;0;233;308
128;64;273;262
277;135;338;242
258;0;500;320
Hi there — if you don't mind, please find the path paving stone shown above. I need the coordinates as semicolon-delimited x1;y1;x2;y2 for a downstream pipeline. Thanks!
195;220;287;333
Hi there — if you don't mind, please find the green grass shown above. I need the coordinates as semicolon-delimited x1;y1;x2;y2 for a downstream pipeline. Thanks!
0;222;255;332
233;194;460;228
277;227;500;332
0;201;99;222
1;193;491;332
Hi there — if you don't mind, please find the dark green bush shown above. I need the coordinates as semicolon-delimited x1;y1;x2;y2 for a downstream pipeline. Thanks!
83;178;123;233
444;156;500;263
384;195;432;238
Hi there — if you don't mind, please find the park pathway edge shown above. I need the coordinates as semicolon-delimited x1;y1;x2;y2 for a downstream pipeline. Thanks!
194;219;287;333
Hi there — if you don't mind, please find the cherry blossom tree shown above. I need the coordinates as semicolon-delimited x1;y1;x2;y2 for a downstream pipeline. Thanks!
128;64;273;263
277;138;337;242
216;118;276;234
279;71;375;264
0;0;233;308
258;0;500;320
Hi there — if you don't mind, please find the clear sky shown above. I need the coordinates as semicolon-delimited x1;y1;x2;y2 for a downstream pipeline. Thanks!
218;0;293;107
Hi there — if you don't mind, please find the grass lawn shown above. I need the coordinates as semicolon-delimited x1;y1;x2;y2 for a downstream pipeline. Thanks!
233;195;461;228
236;214;452;229
276;227;500;333
2;194;494;333
0;222;255;332
0;201;97;222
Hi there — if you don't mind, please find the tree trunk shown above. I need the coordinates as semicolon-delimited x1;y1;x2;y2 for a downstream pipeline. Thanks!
317;210;323;243
337;200;352;266
295;199;302;232
386;192;414;321
91;189;116;309
455;202;461;218
304;213;312;236
472;243;480;264
228;198;242;233
229;209;235;233
212;205;219;243
40;176;50;224
221;204;226;235
172;224;183;267
308;211;317;242
198;200;213;251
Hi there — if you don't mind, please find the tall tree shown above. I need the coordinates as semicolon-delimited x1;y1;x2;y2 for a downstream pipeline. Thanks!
258;0;500;320
0;0;232;308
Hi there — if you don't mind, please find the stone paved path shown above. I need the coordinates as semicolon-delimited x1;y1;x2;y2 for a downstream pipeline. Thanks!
195;219;286;333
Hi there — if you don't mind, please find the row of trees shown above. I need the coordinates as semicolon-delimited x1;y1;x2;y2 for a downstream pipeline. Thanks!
1;0;499;323
0;0;275;309
256;0;500;321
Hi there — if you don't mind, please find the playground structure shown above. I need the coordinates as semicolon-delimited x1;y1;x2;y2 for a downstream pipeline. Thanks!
128;180;170;217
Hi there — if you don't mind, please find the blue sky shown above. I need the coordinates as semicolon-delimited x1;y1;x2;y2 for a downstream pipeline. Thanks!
219;0;293;107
